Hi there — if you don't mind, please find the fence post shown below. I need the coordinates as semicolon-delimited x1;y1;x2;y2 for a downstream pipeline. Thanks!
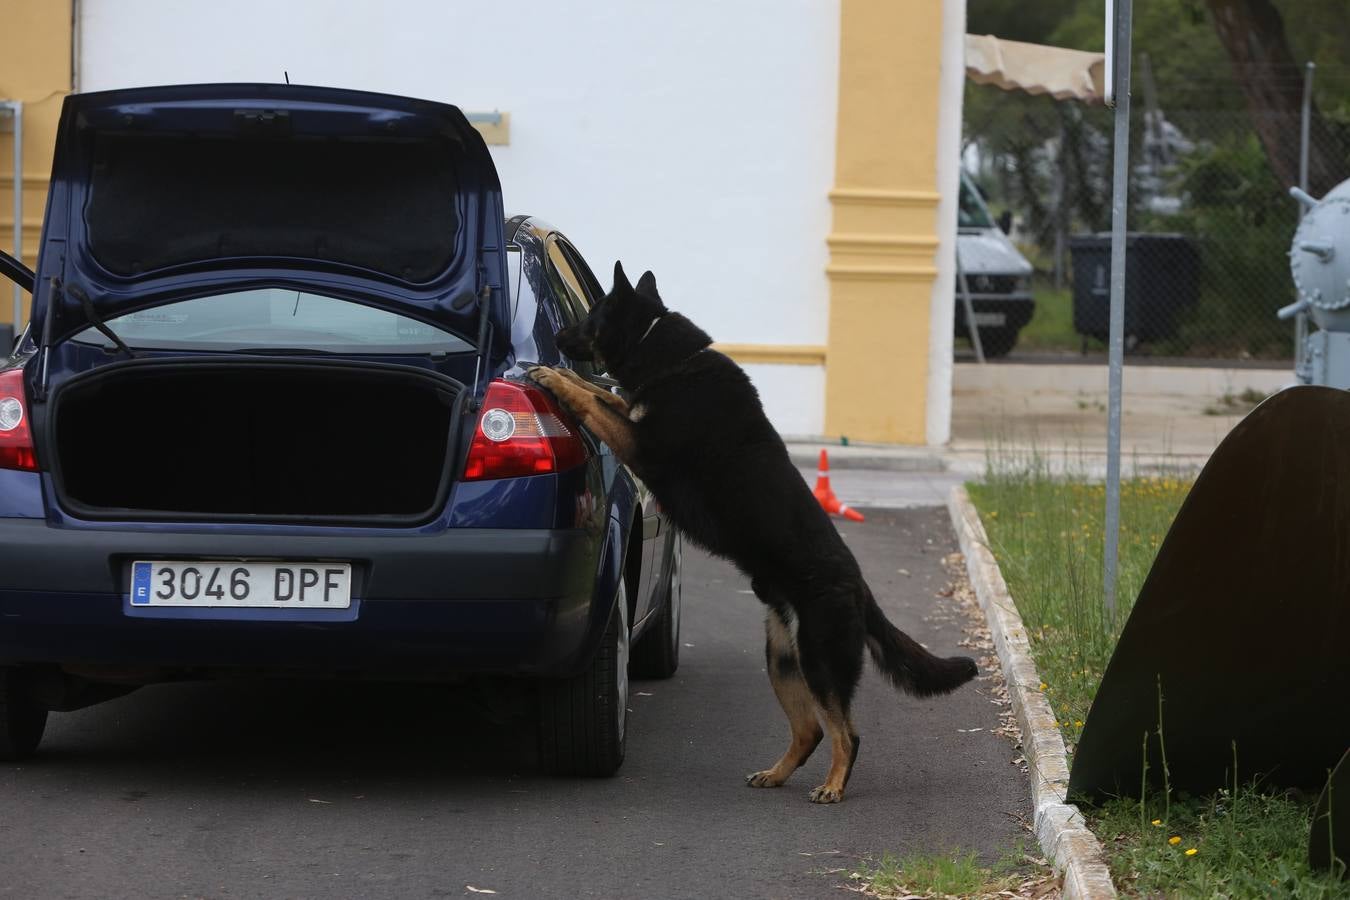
1103;0;1133;632
1294;62;1315;369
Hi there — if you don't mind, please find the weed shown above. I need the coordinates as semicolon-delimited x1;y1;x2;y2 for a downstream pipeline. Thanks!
1091;785;1349;898
968;467;1189;740
852;844;1055;899
1203;388;1271;416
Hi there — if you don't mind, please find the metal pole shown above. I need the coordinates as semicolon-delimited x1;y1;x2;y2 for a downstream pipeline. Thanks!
1103;0;1132;631
1295;62;1315;369
956;248;985;364
6;101;21;333
1054;119;1066;292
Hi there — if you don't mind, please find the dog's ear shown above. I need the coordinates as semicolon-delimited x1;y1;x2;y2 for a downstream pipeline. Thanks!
612;260;633;294
635;270;658;299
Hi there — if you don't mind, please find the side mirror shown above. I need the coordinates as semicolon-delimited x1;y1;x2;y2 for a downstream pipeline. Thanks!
996;210;1013;235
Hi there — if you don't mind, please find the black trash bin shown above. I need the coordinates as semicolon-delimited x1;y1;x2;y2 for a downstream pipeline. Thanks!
1069;233;1199;343
0;323;12;356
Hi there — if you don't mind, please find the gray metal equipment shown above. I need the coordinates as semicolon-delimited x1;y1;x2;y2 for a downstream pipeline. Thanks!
1280;176;1350;386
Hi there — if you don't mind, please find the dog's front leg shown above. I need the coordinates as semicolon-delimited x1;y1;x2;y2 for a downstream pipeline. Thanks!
527;366;639;467
551;367;631;417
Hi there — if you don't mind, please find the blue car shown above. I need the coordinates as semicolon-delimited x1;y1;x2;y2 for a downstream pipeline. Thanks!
0;84;680;776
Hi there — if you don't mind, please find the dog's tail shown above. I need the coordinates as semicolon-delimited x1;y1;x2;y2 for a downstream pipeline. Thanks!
864;589;978;697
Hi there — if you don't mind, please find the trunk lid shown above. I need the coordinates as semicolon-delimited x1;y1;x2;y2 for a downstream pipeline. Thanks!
32;84;508;348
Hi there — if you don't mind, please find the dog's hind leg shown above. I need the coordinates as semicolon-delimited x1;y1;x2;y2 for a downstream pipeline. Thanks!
805;704;860;804
746;607;823;789
795;609;864;804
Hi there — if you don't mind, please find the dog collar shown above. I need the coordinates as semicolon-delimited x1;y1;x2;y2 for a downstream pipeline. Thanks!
637;316;664;345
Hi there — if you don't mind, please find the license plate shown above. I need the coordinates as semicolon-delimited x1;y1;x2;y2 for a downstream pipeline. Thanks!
130;561;353;609
971;312;1007;327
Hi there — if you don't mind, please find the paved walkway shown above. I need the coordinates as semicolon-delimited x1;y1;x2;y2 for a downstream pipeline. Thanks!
1;510;1027;900
788;362;1291;480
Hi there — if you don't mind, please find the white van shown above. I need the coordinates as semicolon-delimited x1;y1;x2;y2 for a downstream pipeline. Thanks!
956;172;1035;357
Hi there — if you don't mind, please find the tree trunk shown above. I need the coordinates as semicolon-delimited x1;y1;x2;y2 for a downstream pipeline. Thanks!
1205;0;1345;196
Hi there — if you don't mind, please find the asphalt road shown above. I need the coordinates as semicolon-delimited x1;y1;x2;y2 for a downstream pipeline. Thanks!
1;507;1028;899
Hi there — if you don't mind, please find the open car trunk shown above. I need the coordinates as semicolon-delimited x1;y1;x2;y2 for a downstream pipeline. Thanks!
50;361;463;523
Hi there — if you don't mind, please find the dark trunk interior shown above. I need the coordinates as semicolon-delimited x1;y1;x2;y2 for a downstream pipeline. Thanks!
53;363;460;521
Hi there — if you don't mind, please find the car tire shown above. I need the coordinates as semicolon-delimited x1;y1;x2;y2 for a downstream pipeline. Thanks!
631;533;681;679
0;669;47;762
537;581;629;777
977;326;1019;358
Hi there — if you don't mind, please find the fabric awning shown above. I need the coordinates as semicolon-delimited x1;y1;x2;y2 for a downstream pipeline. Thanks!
965;34;1106;103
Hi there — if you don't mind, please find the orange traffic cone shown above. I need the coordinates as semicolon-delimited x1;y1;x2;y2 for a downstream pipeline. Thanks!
813;449;864;522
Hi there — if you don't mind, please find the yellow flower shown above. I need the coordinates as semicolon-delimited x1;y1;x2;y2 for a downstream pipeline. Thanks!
1168;836;1181;845
1185;848;1198;856
1074;720;1084;727
1039;682;1047;691
1151;819;1162;826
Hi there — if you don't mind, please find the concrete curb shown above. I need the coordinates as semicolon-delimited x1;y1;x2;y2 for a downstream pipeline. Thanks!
784;444;948;473
947;485;1117;900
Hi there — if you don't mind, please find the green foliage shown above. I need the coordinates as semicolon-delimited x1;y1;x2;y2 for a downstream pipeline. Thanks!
1093;787;1349;897
860;851;990;897
965;0;1347;359
968;468;1192;742
968;463;1348;895
853;846;1048;899
1141;134;1299;357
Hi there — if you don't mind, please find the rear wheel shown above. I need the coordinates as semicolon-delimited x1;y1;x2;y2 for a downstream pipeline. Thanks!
538;582;629;776
0;669;48;761
632;533;681;679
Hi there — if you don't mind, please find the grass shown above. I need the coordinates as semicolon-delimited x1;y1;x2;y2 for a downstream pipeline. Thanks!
955;283;1097;356
1092;786;1348;898
853;845;1055;899
1203;387;1270;416
967;464;1190;742
1017;284;1096;354
968;458;1350;896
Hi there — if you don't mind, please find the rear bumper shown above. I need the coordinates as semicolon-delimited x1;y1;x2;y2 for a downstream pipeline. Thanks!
0;518;602;679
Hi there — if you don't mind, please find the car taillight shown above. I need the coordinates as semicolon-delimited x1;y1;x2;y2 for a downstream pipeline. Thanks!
463;379;589;481
0;369;37;472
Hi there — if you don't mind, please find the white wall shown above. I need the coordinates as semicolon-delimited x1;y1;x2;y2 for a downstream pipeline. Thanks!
78;0;839;434
926;0;965;445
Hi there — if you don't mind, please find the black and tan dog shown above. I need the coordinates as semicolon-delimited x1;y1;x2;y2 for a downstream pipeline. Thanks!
527;262;977;803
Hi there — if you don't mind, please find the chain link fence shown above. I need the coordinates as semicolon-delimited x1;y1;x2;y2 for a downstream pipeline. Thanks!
961;63;1350;361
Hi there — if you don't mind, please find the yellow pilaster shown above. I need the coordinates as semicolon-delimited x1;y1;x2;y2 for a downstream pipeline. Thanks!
825;1;945;443
0;0;72;330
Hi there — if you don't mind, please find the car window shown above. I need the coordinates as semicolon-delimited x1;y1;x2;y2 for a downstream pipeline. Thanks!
70;288;474;354
545;237;591;325
958;174;996;229
557;240;606;307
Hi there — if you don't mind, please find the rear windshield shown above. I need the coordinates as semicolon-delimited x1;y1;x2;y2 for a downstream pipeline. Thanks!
71;288;473;354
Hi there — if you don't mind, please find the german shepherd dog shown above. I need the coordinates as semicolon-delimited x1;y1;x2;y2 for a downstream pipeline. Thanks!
527;262;977;803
